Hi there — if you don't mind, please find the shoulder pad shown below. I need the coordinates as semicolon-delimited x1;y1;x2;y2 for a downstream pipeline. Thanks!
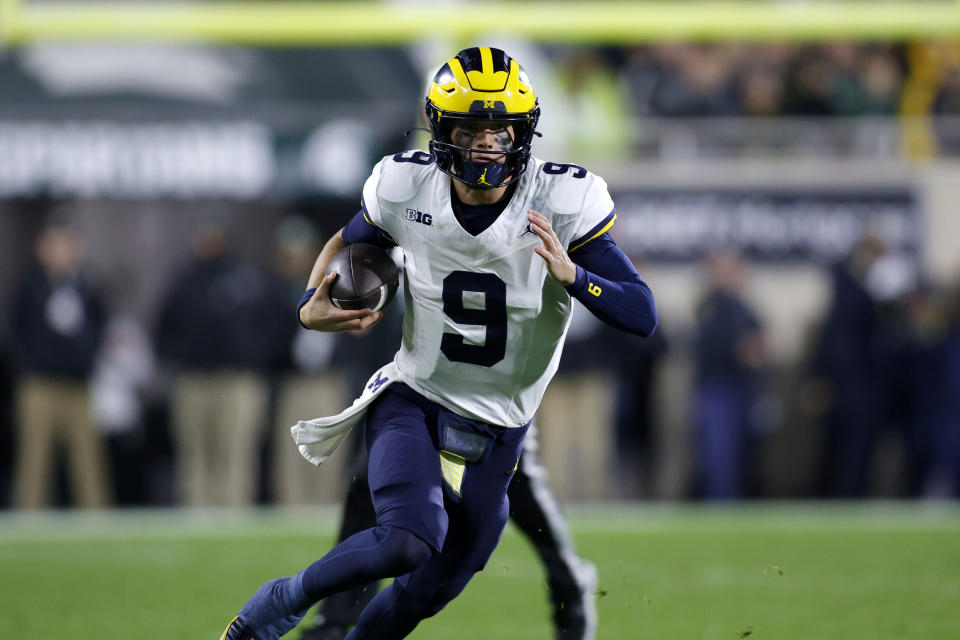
530;159;607;216
375;150;437;203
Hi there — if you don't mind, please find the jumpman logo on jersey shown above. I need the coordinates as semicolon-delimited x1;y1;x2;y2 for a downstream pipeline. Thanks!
477;166;492;187
518;223;534;238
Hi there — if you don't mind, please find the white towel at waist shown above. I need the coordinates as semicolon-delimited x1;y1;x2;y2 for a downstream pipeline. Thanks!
290;362;398;466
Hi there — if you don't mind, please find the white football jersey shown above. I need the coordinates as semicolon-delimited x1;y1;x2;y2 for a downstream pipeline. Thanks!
362;150;616;427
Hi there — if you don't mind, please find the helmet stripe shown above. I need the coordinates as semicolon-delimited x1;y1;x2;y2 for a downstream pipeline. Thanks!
465;47;508;91
479;46;493;75
447;57;470;89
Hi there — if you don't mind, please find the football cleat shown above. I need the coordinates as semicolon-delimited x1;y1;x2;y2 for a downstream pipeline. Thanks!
220;616;259;640
555;559;598;640
577;559;598;640
230;577;310;640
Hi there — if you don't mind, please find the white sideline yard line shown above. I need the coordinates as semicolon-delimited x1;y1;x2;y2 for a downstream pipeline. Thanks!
0;502;958;543
0;506;343;542
562;501;960;534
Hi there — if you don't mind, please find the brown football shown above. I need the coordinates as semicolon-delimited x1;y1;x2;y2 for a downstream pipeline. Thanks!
326;243;400;311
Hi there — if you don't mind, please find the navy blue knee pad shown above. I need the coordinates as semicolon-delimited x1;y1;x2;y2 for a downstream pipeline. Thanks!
373;525;433;575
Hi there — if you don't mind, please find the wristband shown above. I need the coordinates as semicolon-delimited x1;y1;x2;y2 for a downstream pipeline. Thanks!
297;287;318;329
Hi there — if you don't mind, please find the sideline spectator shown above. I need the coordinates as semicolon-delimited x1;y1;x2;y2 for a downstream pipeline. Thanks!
693;251;767;499
156;212;290;507
269;215;346;505
811;237;886;497
921;273;960;497
537;304;618;500
11;213;111;509
604;317;668;499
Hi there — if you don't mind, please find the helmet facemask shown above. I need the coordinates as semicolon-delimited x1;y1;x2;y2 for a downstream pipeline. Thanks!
424;47;541;190
426;105;540;189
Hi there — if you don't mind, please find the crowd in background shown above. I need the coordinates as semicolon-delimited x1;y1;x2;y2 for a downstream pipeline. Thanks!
810;237;960;499
1;40;960;510
587;41;960;119
623;43;904;118
549;41;960;160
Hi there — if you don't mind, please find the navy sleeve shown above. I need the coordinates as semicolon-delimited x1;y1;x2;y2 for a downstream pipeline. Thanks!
342;208;397;248
566;233;657;337
297;288;317;329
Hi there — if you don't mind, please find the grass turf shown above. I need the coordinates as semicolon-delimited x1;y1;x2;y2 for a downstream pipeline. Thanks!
1;503;958;640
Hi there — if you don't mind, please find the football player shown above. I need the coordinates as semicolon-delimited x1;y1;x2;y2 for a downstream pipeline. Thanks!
221;46;657;640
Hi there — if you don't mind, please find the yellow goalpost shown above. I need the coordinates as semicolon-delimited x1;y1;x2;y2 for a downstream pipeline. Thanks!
1;1;959;46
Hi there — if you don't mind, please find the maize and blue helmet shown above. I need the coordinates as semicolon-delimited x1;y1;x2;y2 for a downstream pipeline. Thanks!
425;46;540;189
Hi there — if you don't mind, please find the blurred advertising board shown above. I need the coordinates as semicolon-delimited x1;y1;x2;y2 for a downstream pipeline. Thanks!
611;188;920;263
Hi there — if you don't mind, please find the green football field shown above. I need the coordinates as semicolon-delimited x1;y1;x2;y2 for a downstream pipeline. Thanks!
1;503;958;640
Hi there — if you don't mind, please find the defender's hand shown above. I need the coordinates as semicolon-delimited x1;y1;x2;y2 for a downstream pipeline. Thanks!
299;272;383;332
528;210;576;286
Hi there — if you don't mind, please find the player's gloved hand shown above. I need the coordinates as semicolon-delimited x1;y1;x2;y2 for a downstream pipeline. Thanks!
528;210;577;286
300;272;383;332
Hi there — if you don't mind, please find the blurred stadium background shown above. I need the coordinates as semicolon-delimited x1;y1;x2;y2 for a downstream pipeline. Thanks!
1;1;959;638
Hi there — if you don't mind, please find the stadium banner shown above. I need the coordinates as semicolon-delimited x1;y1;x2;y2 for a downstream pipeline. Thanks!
0;119;382;200
610;188;921;263
0;120;276;199
0;119;921;265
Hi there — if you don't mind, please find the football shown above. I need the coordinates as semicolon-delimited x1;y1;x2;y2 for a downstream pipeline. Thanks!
326;242;400;311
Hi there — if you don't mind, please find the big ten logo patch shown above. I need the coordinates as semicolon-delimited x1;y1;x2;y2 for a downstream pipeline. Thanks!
405;209;433;226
